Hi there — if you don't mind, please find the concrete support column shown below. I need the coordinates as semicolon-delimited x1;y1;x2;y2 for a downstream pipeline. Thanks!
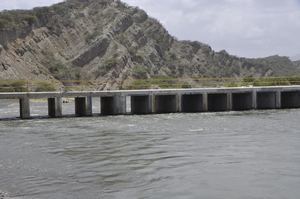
57;97;62;117
114;94;126;115
252;90;257;109
48;97;62;118
276;91;281;109
177;94;182;112
227;93;232;111
86;96;93;116
19;97;30;119
150;94;155;113
202;93;208;112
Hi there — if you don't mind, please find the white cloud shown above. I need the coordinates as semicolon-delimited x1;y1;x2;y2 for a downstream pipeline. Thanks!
1;0;300;58
123;0;300;58
0;0;63;10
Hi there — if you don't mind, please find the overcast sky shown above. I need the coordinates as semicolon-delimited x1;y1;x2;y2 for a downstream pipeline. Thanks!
1;0;300;59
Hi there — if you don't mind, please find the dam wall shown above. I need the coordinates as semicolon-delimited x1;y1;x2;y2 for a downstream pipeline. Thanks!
1;86;300;119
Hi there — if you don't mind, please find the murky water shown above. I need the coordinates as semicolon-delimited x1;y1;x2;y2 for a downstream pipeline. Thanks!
0;100;300;199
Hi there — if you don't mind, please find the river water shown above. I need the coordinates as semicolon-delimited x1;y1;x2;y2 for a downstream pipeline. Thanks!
0;100;299;199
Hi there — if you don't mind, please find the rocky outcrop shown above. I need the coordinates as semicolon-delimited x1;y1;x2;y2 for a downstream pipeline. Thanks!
0;0;299;89
72;37;110;67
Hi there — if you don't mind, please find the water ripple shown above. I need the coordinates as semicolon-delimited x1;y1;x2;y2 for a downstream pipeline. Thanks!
0;102;300;199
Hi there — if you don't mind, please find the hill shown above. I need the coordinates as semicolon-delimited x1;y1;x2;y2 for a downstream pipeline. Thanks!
0;0;299;89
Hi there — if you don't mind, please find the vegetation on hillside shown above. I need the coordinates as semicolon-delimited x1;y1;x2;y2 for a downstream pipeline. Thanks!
42;54;81;80
0;80;57;92
1;76;300;92
132;66;149;79
126;76;300;90
0;10;37;29
0;0;89;30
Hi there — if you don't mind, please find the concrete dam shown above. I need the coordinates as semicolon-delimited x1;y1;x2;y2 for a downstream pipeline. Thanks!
1;86;300;119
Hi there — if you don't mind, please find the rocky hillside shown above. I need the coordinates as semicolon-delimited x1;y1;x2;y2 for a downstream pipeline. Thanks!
295;60;300;68
0;0;299;90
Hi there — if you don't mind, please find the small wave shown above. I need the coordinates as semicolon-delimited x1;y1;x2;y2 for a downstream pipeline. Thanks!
0;190;7;199
0;190;24;199
189;128;204;132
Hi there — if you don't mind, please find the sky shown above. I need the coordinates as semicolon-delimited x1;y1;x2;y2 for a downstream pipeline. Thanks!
1;0;300;59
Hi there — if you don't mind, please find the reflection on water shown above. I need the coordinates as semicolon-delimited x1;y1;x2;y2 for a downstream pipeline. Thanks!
0;101;300;198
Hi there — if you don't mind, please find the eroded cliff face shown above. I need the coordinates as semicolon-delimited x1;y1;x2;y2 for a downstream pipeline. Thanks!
0;0;299;89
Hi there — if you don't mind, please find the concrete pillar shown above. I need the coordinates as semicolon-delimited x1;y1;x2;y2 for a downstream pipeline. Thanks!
257;92;276;110
202;93;208;112
227;93;232;111
19;97;30;119
232;92;253;111
101;95;126;115
276;91;281;109
181;94;203;113
57;97;62;117
150;94;155;113
114;94;126;115
177;94;182;112
75;97;87;117
131;95;152;114
154;95;177;114
86;96;93;116
48;97;62;118
252;90;257;109
208;93;228;112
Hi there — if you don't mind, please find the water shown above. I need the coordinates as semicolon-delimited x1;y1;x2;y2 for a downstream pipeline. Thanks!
0;101;300;199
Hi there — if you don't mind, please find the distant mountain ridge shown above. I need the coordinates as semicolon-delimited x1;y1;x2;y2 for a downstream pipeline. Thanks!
290;54;300;61
0;0;299;89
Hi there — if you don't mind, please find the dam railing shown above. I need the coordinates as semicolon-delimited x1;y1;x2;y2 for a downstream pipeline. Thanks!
1;86;300;119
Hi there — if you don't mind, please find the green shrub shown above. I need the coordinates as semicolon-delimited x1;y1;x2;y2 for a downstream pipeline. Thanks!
10;80;28;92
253;78;290;86
132;66;148;79
0;87;15;92
0;19;9;29
181;82;192;88
42;54;77;80
0;11;39;29
24;15;37;25
97;58;118;76
35;82;56;92
224;82;240;87
104;58;118;68
85;32;98;44
0;80;28;92
286;76;300;85
242;76;255;83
